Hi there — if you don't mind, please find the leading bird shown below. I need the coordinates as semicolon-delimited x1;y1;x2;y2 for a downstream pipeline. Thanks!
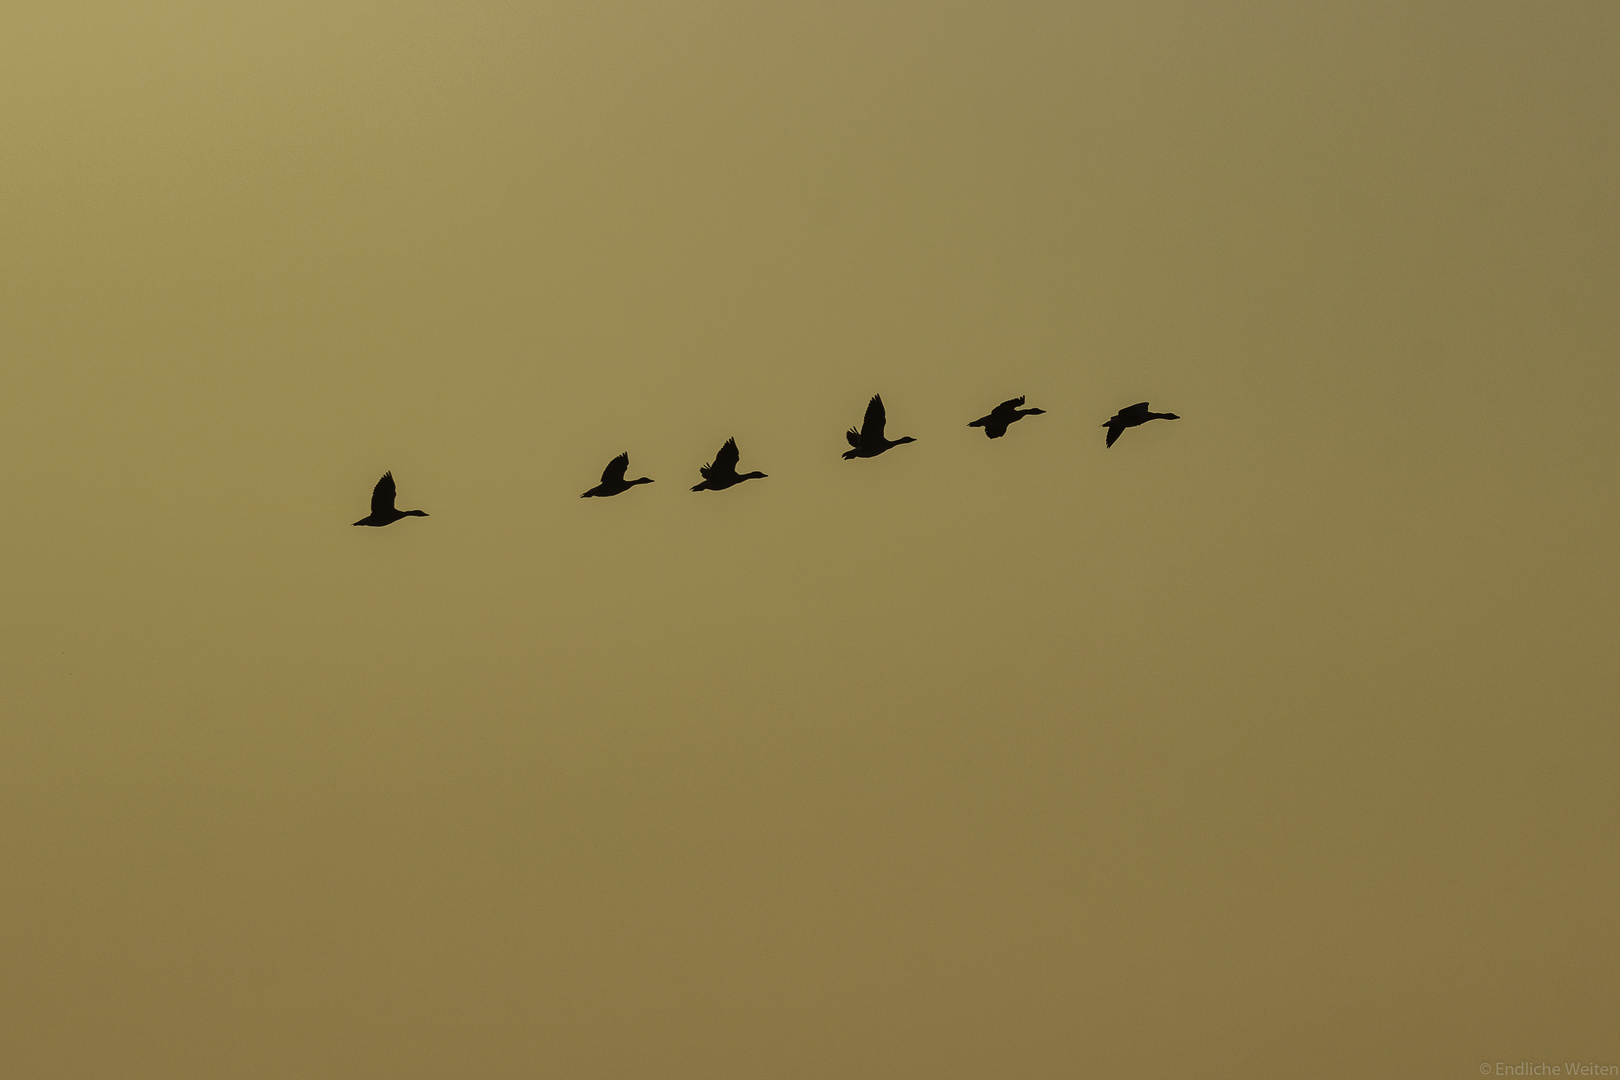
1102;402;1180;448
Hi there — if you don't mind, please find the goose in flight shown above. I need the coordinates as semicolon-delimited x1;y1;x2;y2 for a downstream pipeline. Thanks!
968;395;1046;439
842;394;916;459
1103;402;1180;448
691;438;767;492
352;471;429;526
581;452;653;498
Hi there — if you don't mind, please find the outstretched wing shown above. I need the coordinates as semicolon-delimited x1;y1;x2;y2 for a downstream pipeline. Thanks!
1122;401;1150;418
371;471;397;515
861;394;887;440
998;395;1026;412
846;427;862;448
702;437;740;478
1105;423;1124;448
601;452;630;484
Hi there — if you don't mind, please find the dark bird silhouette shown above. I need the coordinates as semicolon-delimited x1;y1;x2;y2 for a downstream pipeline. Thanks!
581;452;653;498
968;395;1046;439
691;438;767;492
352;471;429;526
842;394;916;459
1103;402;1180;447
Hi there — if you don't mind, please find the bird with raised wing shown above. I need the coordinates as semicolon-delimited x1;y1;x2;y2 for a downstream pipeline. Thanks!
968;395;1046;439
352;471;429;526
842;394;916;459
691;438;767;492
1103;402;1180;448
581;452;653;498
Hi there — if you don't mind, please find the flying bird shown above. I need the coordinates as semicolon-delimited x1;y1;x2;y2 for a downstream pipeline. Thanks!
352;471;429;526
842;394;916;459
691;438;767;492
1102;402;1180;448
968;395;1046;439
581;452;653;498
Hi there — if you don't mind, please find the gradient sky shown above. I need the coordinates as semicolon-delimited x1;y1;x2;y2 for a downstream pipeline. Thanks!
2;2;1616;1077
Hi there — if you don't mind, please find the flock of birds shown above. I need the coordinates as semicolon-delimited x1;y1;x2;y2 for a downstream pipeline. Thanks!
352;395;1181;526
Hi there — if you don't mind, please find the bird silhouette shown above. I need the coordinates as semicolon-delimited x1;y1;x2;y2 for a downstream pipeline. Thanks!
1103;402;1180;447
352;471;429;526
691;438;767;492
968;395;1046;439
581;452;653;498
842;394;916;459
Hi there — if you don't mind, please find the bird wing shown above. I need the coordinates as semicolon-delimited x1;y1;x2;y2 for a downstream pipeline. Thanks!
1122;401;1150;417
861;394;886;440
998;396;1026;412
371;471;397;515
601;452;630;484
846;427;862;448
709;437;740;476
1105;424;1123;448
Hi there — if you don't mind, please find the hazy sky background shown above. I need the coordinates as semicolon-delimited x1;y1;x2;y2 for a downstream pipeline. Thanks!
1;2;1616;1076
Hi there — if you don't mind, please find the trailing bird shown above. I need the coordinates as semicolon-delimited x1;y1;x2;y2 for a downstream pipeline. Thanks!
1103;402;1180;448
842;394;916;459
968;395;1046;439
691;438;767;492
352;471;429;526
581;452;653;498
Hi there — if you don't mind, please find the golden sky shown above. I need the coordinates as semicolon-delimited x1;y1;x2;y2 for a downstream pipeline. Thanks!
2;2;1616;1076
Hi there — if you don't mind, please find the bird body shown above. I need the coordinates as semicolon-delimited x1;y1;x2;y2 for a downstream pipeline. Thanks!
692;438;767;492
1103;402;1180;447
581;452;653;498
842;394;916;459
353;471;428;526
968;395;1046;439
